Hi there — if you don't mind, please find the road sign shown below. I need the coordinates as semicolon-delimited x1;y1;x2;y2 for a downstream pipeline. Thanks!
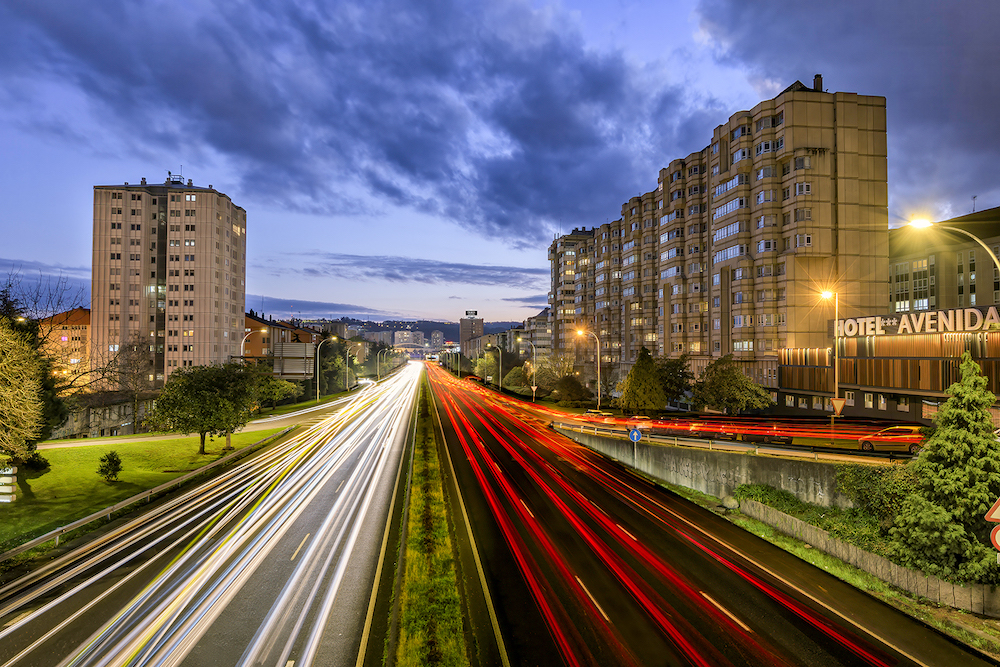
0;476;14;485
629;429;642;442
0;495;15;503
530;385;538;392
831;398;847;416
0;486;13;494
986;497;1000;550
0;467;16;475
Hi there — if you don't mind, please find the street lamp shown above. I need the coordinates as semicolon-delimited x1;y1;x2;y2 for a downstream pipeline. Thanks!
377;347;392;380
910;218;1000;271
486;344;502;392
240;327;267;359
517;336;538;402
576;329;601;409
820;290;839;427
316;336;334;402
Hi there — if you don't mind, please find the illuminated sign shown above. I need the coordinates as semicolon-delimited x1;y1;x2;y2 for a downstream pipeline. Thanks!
836;307;1000;337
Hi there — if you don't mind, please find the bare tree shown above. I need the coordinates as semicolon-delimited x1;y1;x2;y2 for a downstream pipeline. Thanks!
117;330;154;434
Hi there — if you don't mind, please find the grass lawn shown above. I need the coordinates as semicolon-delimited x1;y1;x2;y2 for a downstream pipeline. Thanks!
1;428;284;551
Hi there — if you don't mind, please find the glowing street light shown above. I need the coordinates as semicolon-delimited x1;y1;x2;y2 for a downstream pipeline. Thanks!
820;290;840;425
576;329;601;409
240;327;267;359
910;218;1000;271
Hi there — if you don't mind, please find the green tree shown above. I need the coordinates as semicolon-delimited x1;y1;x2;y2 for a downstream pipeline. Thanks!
534;354;576;391
891;353;1000;583
0;320;45;464
503;366;528;388
258;376;301;409
655;354;694;403
553;375;593;402
692;354;773;415
97;450;123;482
617;347;667;414
146;363;261;455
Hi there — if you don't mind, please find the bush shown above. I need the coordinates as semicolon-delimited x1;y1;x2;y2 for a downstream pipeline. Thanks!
13;451;50;471
836;464;917;531
97;451;123;482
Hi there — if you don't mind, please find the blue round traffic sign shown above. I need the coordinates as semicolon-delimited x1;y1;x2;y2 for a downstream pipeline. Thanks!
629;428;642;442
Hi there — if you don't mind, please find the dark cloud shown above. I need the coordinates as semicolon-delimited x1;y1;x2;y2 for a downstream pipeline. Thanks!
501;293;549;308
265;252;548;290
695;0;1000;220
246;294;399;321
0;0;689;246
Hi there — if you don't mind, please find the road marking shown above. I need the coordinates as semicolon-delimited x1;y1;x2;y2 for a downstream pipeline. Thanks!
700;591;751;632
520;499;534;518
285;661;294;667
290;533;310;561
575;576;609;621
617;524;637;541
336;479;344;493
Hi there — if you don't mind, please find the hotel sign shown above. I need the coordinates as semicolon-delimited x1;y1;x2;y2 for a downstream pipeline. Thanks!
837;307;1000;337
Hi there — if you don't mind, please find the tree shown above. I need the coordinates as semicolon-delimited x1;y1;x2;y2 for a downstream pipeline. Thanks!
145;363;261;455
891;353;1000;583
617;347;667;414
503;366;528;388
656;354;694;403
117;331;153;434
692;354;773;415
97;451;123;482
552;375;593;402
0;321;44;465
257;376;301;409
534;354;576;391
598;362;618;401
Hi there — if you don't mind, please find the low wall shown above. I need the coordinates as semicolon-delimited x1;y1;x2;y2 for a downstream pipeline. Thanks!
556;427;852;508
740;499;1000;618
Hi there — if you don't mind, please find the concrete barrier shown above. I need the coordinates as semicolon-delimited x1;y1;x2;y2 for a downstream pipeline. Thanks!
556;426;852;508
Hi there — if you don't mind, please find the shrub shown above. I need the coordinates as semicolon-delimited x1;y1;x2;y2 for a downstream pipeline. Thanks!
836;464;917;531
97;451;123;482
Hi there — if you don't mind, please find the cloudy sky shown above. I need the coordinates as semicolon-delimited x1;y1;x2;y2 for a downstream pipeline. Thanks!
2;0;998;322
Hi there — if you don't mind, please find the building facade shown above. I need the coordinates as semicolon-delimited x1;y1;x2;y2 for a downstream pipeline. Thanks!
550;77;889;407
91;175;247;387
459;316;484;358
39;307;91;392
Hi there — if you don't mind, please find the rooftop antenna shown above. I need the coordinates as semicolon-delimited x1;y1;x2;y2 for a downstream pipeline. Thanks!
973;195;978;213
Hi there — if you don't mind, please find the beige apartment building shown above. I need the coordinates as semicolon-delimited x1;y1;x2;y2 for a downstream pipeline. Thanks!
91;174;247;387
38;306;91;392
551;76;889;402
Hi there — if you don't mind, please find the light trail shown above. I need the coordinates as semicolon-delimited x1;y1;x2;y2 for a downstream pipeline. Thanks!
0;363;422;667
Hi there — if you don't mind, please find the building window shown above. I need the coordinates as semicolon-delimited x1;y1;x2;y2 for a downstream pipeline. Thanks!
794;208;812;222
898;396;910;412
794;182;812;196
845;391;855;406
864;393;874;409
795;234;812;248
878;394;887;410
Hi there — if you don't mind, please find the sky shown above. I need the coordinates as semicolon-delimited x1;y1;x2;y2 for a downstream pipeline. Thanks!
2;0;999;323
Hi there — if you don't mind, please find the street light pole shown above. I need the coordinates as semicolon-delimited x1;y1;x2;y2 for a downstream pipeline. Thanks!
240;327;267;359
486;344;502;392
576;329;601;409
911;219;1000;271
316;336;333;402
821;290;839;427
518;336;538;402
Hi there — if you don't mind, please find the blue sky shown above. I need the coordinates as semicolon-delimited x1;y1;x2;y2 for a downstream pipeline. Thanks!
2;0;998;322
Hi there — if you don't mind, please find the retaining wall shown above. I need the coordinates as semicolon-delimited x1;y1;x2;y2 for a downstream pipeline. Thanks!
556;427;852;508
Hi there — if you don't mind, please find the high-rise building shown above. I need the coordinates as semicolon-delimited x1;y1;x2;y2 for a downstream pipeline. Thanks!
91;174;247;387
550;76;889;405
459;315;483;358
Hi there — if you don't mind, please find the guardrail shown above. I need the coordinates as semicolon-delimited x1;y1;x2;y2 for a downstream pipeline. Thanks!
550;421;913;462
0;427;294;565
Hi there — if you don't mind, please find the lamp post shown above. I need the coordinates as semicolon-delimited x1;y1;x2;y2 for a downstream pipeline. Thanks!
911;218;1000;271
820;290;839;429
377;347;392;380
316;336;333;402
240;327;267;359
576;329;601;409
517;336;538;402
486;344;502;392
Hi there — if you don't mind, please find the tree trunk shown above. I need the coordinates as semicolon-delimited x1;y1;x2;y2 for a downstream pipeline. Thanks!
225;430;232;450
199;432;207;455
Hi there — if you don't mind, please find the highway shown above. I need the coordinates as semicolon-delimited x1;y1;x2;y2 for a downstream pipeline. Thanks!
426;363;997;667
0;362;421;667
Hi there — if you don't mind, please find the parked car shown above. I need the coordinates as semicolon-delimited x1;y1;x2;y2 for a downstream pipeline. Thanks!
858;425;925;453
628;415;653;429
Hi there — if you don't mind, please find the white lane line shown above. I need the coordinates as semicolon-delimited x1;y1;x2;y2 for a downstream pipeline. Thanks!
617;524;637;541
285;660;294;667
700;591;752;633
336;479;345;493
575;576;609;621
290;533;311;562
519;499;534;518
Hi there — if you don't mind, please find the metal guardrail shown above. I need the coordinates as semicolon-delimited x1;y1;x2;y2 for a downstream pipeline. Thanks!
550;422;913;462
0;427;294;564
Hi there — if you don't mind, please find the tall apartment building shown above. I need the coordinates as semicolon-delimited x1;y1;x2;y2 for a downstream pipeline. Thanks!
551;76;889;403
459;315;484;358
92;175;247;387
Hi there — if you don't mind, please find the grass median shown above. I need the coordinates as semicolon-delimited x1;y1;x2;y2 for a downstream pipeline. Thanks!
395;380;468;667
1;428;285;554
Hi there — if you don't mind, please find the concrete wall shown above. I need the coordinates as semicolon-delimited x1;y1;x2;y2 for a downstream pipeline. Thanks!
740;499;1000;618
556;427;852;508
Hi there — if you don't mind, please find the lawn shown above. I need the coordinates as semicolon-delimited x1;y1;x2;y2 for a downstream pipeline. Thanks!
1;428;285;551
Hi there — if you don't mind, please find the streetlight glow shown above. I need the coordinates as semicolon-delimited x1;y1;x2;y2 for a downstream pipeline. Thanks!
909;218;932;228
